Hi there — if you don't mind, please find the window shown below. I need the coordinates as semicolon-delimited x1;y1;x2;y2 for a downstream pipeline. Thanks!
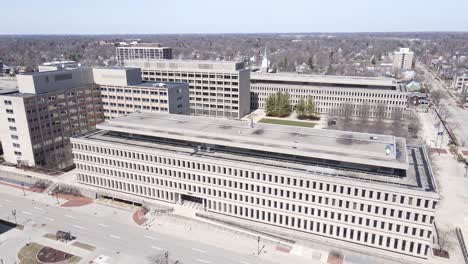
4;100;12;105
7;118;15;123
11;135;18;140
13;143;20;148
6;109;14;114
9;126;17;131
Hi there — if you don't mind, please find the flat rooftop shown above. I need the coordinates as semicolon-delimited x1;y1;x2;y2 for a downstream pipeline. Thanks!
125;59;245;72
76;120;436;194
118;43;170;48
94;112;408;171
0;78;19;94
133;81;188;89
251;72;397;88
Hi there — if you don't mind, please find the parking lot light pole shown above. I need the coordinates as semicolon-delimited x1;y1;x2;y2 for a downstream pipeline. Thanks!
11;210;17;224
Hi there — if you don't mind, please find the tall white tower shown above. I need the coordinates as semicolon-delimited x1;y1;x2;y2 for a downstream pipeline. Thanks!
261;47;269;73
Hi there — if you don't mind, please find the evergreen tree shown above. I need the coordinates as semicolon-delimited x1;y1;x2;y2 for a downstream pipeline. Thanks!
265;94;276;116
296;97;306;118
305;97;318;118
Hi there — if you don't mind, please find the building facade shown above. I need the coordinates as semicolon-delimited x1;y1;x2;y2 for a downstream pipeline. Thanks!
124;59;251;119
72;112;438;259
116;43;172;66
93;67;190;119
0;68;104;168
250;73;407;118
452;73;468;90
393;48;414;71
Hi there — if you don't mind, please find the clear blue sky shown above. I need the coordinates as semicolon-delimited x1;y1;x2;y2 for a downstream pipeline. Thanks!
2;0;468;34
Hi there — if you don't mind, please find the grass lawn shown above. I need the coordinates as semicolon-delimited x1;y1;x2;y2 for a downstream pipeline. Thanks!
258;118;316;128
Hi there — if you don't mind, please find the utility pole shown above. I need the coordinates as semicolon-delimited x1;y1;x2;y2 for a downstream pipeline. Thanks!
56;192;60;205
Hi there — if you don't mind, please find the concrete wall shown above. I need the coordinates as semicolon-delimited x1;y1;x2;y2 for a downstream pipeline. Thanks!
0;96;35;166
238;69;251;118
167;83;190;115
17;68;94;94
92;67;142;86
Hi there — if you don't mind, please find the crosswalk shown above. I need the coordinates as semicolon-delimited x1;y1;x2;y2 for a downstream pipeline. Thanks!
181;200;204;210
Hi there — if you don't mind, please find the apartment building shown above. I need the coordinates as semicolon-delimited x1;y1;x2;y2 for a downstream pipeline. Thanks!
72;112;438;259
393;48;414;71
93;67;190;119
250;73;407;118
0;68;104;168
116;43;172;66
452;73;468;90
124;59;251;119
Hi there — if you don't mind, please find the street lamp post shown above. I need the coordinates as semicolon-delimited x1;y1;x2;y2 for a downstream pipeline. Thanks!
11;209;17;224
21;183;26;196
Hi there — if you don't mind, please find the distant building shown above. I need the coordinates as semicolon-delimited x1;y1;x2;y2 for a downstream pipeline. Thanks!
116;43;172;66
125;59;251;119
452;73;468;90
72;112;439;259
0;68;104;168
405;81;422;92
393;48;414;71
38;61;79;72
260;47;269;73
250;73;407;118
93;67;190;119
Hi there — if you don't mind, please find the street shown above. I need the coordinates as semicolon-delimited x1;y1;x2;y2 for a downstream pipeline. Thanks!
0;189;278;264
418;62;468;147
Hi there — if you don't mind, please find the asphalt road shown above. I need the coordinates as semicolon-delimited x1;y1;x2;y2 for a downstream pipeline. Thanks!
0;191;275;264
418;63;468;147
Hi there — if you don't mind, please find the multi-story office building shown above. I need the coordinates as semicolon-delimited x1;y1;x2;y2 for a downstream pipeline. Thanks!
393;48;414;71
116;43;172;66
125;59;251;119
0;68;104;168
72;112;438;259
250;73;407;118
93;67;190;119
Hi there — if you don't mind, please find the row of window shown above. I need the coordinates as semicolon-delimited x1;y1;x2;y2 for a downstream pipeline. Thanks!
77;172;430;257
72;143;436;211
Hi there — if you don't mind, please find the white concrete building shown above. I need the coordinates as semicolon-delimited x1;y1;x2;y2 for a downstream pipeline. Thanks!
0;68;104;168
452;73;468;90
124;59;251;119
250;73;407;118
93;67;190;119
72;112;439;259
393;48;414;71
116;43;172;66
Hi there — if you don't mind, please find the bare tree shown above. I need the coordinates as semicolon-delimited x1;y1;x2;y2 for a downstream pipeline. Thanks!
460;85;467;105
431;89;446;107
436;228;455;256
357;103;371;132
147;252;180;264
407;112;421;139
374;104;387;134
341;103;354;130
391;109;404;137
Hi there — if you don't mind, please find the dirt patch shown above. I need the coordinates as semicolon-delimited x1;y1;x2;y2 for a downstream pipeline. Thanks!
37;246;75;263
61;196;93;207
433;248;450;258
431;148;448;154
